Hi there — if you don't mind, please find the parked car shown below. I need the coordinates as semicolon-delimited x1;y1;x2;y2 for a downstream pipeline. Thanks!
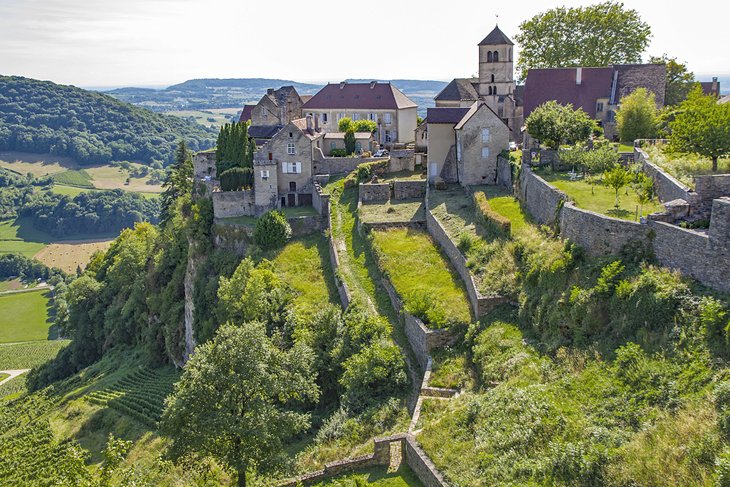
373;149;389;157
509;141;518;151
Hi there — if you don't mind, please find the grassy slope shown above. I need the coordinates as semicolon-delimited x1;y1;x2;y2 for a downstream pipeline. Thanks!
0;289;51;343
539;170;664;220
311;465;422;486
268;234;338;318
370;227;471;327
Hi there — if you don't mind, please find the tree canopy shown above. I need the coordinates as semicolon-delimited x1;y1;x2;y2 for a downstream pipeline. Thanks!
525;101;594;149
515;2;651;80
616;88;658;143
670;86;730;172
649;54;695;106
160;321;318;487
0;76;215;165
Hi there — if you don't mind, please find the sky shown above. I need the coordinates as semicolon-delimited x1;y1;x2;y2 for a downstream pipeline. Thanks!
0;0;728;88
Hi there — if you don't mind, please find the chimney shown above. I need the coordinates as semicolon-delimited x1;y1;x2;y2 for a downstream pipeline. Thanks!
370;80;377;89
576;67;582;85
340;81;346;89
306;114;313;134
267;88;274;95
314;114;320;132
712;77;719;95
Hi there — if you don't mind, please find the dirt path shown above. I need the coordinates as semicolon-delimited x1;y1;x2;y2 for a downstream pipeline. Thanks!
0;369;30;386
0;285;50;296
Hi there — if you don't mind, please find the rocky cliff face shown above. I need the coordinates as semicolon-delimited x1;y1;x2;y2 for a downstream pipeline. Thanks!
182;240;201;363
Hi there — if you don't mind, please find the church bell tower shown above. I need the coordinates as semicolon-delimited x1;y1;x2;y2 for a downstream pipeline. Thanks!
477;25;514;99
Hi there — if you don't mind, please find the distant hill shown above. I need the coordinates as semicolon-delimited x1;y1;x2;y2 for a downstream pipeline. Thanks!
0;76;216;166
105;78;449;117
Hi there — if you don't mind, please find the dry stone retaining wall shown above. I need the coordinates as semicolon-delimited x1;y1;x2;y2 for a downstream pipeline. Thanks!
359;182;391;202
212;190;255;218
313;156;387;175
496;155;512;189
519;165;730;293
695;175;730;205
636;149;698;206
393;180;427;200
389;149;416;172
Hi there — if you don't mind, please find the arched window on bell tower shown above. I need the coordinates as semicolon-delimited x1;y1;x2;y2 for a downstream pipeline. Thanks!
493;51;499;62
487;51;493;63
488;86;493;95
491;74;495;83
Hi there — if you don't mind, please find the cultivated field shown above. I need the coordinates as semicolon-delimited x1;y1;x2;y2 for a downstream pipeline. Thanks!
0;289;52;343
0;152;163;193
0;218;50;257
168;107;241;127
33;239;114;273
0;340;69;370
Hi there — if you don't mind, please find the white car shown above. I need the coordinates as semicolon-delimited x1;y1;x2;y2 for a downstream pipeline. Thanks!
373;149;389;157
509;141;518;151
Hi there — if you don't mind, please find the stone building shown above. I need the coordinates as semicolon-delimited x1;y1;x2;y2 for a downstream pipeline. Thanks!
253;116;324;213
435;25;524;142
522;63;666;141
302;81;418;145
238;86;309;145
426;102;509;186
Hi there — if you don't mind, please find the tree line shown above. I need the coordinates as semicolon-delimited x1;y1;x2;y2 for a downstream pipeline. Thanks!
0;76;216;166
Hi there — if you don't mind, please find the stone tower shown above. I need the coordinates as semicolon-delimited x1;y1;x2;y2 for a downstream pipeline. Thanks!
477;25;515;100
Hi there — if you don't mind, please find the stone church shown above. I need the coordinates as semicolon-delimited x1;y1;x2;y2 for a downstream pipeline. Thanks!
434;25;523;142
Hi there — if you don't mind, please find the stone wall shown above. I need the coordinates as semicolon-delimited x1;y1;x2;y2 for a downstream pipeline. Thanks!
313;156;387;175
496;155;512;189
393;180;426;200
517;165;567;226
212;223;253;255
559;203;653;256
389;149;416;173
695;175;730;205
381;277;458;369
404;436;448;487
636;148;698;205
359;182;391;202
193;150;216;179
519;165;730;293
212;190;255;218
327;207;352;309
425;202;508;317
278;434;445;487
288;215;326;236
312;182;330;217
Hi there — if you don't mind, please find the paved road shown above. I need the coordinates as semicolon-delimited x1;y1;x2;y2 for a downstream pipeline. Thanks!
0;369;30;386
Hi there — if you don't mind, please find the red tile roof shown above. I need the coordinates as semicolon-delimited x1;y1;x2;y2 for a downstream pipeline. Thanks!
303;82;417;110
239;104;255;123
523;67;613;118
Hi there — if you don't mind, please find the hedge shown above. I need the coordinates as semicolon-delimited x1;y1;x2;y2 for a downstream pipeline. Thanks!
473;190;511;238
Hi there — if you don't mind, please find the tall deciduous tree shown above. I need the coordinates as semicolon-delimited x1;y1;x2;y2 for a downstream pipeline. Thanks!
525;101;594;150
161;140;193;225
616;88;658;143
649;54;695;106
515;2;651;80
670;86;730;172
161;322;318;487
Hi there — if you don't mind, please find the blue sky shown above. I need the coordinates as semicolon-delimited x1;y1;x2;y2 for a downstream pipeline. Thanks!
0;0;727;87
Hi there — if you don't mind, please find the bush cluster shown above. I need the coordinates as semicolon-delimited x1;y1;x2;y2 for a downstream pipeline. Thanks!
253;210;292;250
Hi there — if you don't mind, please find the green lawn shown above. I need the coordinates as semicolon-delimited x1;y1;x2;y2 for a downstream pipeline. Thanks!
371;227;471;327
360;199;425;224
0;218;52;257
428;185;487;241
267;234;338;317
282;206;319;218
310;465;422;486
215;215;257;226
0;289;52;343
0;372;8;382
381;170;427;182
52;169;94;188
472;185;531;234
539;171;664;220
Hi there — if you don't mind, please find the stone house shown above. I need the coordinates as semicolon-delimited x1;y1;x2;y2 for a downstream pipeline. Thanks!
322;132;376;156
426;102;509;186
253;116;324;213
302;81;418;145
237;86;309;145
522;63;666;141
435;26;524;142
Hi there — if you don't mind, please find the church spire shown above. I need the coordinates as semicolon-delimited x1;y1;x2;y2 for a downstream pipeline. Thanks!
478;25;514;46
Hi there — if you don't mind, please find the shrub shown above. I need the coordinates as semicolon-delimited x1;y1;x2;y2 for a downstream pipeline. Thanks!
354;160;388;182
330;148;347;157
253;210;291;250
473;190;511;238
404;289;448;328
219;167;252;191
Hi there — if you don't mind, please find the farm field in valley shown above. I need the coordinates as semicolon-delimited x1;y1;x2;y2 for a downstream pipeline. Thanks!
167;107;241;127
33;239;115;273
0;289;52;343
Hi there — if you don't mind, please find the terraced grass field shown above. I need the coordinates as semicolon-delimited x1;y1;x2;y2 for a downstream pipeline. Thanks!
370;227;471;328
268;234;338;317
0;289;52;343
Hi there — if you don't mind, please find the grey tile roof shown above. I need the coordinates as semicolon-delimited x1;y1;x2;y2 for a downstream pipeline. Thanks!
479;25;514;46
426;107;471;124
613;64;666;108
434;78;479;102
247;125;283;139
